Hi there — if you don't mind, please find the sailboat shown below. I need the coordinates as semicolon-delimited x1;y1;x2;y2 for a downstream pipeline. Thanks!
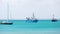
26;12;38;23
51;14;58;22
0;2;13;25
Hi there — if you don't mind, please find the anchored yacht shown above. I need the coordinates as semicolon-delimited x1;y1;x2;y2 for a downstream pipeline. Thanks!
0;2;13;25
0;21;13;25
51;14;58;22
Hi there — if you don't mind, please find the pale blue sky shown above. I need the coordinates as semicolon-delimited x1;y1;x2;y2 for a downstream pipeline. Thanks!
0;0;60;20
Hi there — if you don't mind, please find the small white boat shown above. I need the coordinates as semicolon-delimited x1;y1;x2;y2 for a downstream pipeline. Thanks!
0;2;13;25
0;21;13;25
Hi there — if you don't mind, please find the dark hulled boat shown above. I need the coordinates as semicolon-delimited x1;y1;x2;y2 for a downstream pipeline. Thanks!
52;19;57;22
0;21;13;25
0;2;13;25
0;23;13;25
51;14;58;22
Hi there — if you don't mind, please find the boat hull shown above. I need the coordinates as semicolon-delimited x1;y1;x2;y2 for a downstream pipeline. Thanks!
52;19;57;22
0;23;13;25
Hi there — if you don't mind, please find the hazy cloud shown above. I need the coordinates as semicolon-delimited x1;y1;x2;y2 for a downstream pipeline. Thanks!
0;0;60;20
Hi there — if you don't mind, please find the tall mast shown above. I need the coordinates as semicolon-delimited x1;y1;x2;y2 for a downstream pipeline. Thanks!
7;2;9;22
32;12;35;19
52;14;55;19
33;12;34;18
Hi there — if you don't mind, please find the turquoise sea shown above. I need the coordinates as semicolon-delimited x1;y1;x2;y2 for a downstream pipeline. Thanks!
0;20;60;34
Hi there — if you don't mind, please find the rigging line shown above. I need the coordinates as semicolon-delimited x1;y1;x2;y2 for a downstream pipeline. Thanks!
7;1;9;22
47;1;55;19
